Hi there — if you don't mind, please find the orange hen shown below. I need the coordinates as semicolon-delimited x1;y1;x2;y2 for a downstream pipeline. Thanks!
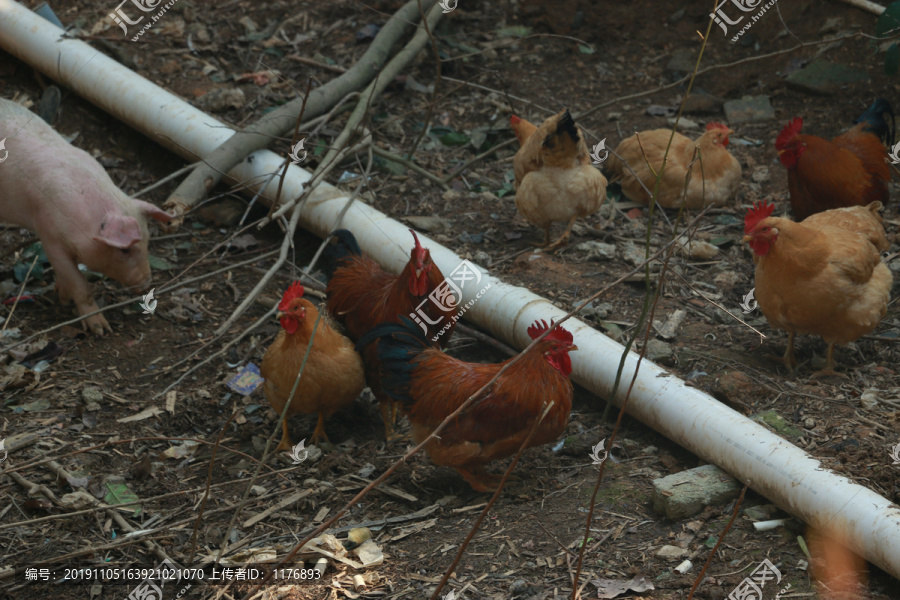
357;317;576;492
743;200;892;377
261;282;365;450
325;229;457;439
510;110;607;250
607;122;741;208
776;100;893;220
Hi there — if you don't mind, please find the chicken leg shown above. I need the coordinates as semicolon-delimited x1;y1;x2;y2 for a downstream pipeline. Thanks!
766;332;797;371
810;342;848;379
310;412;330;445
276;419;293;452
380;400;404;442
545;216;579;252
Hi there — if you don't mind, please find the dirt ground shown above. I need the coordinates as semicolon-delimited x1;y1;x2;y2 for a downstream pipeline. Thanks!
1;0;900;599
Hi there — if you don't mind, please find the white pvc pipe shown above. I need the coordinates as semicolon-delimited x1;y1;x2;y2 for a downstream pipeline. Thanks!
2;0;899;580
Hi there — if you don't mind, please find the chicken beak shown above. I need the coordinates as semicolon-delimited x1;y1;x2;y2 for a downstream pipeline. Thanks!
569;344;579;352
776;149;786;156
741;235;753;243
726;129;735;136
276;311;285;320
415;268;423;279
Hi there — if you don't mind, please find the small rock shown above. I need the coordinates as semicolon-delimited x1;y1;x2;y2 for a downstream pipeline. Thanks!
668;116;699;129
683;91;724;115
647;104;676;117
819;17;844;35
82;387;104;404
61;491;98;510
652;464;742;520
785;61;869;96
645;339;672;363
804;417;816;429
607;111;622;121
642;445;658;455
713;271;741;290
657;545;689;559
442;189;463;202
510;579;529;595
859;389;880;409
653;309;686;341
473;250;492;267
195;88;246;112
751;167;770;184
405;215;452;233
666;49;695;77
576;240;616;260
577;301;613;320
723;95;774;125
250;485;267;496
677;237;719;260
621;242;646;267
305;445;323;463
458;232;483;244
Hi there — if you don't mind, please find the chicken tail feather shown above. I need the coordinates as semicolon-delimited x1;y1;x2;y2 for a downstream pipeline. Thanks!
356;316;435;406
855;98;895;146
323;229;362;280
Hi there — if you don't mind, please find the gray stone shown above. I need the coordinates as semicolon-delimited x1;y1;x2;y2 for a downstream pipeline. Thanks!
405;215;452;233
666;49;695;76
785;61;869;96
652;464;742;520
656;545;689;559
723;95;775;125
645;339;672;362
621;242;646;267
683;91;724;115
473;251;492;267
576;241;616;260
653;309;686;341
82;387;104;404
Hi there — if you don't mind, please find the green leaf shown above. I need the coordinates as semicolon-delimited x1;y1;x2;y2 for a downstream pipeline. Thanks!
439;132;470;146
704;535;718;548
578;44;595;54
148;255;178;271
876;2;900;37
496;182;515;197
886;43;900;75
373;155;407;176
498;25;532;37
105;482;142;517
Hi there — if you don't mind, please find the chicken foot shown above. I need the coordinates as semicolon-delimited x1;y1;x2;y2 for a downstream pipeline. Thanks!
544;216;579;252
454;465;520;492
380;400;406;442
766;331;798;372
810;342;848;379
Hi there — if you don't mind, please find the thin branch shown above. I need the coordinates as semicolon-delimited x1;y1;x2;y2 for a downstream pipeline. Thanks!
688;483;750;600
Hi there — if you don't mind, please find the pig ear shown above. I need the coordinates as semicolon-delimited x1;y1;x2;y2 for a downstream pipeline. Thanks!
134;199;175;223
94;215;143;249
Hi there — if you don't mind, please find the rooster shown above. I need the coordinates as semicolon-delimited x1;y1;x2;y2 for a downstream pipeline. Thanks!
607;122;741;209
260;282;365;450
742;200;892;377
356;317;576;492
775;99;894;220
325;229;457;440
509;110;608;250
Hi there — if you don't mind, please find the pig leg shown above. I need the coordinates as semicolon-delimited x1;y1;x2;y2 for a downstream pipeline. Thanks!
43;243;112;336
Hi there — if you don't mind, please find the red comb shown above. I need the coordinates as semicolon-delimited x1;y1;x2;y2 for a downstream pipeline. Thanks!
744;200;776;234
278;281;304;311
510;115;521;125
410;229;427;266
705;121;729;131
527;319;574;344
775;117;803;150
